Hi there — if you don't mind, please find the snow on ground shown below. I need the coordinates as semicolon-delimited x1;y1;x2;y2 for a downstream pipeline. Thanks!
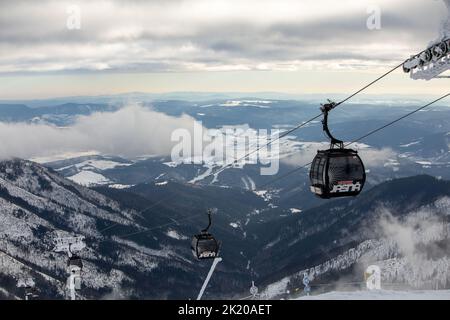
290;208;302;214
189;166;215;184
40;156;133;186
296;290;450;300
241;176;256;190
155;181;168;186
416;161;432;165
109;184;133;189
219;100;272;108
254;190;273;202
165;124;305;183
384;159;400;171
166;229;188;240
264;236;281;250
400;141;421;148
163;161;178;168
30;151;100;163
260;277;290;299
59;159;132;171
162;127;388;185
68;171;111;186
155;173;166;180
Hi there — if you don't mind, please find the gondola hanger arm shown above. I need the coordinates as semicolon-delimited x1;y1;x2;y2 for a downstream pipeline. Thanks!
320;100;344;149
201;209;213;233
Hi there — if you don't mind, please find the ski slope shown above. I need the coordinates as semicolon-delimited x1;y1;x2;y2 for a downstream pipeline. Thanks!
297;290;450;300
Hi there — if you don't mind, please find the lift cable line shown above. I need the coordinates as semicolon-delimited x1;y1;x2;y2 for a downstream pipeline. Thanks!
210;113;323;177
96;193;178;234
202;61;407;181
332;61;406;108
96;58;411;237
99;92;449;242
344;93;450;145
258;92;450;190
99;207;233;242
109;212;206;239
205;39;449;183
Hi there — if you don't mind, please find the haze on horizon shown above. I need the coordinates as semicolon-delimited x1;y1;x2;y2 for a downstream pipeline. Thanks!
1;0;449;100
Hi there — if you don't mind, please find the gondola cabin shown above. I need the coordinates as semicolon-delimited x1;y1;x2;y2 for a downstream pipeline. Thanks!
191;233;219;260
310;148;365;199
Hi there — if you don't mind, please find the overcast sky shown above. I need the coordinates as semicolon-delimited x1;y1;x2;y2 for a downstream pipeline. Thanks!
1;0;449;99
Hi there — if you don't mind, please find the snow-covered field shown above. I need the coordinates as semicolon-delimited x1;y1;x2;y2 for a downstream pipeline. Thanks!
297;290;450;300
199;100;275;108
58;159;132;171
67;171;111;186
30;151;100;163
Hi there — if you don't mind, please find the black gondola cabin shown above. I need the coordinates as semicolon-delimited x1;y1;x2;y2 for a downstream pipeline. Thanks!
310;148;365;199
191;233;219;260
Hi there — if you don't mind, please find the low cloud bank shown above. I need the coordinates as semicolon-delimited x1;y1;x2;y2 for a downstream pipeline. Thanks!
0;105;201;160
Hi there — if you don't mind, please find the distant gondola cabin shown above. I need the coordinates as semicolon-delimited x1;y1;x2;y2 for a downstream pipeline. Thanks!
191;233;219;260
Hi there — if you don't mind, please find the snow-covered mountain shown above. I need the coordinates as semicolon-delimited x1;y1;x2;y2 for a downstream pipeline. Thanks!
1;160;449;300
24;99;447;213
0;159;262;299
256;176;450;299
1;99;450;300
0;103;118;126
296;289;450;300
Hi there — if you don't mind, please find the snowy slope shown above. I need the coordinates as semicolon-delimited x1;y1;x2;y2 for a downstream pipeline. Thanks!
68;170;111;186
297;290;450;300
257;176;450;300
0;159;212;299
0;158;271;299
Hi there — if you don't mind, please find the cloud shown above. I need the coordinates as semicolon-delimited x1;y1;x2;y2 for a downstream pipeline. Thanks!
377;205;448;259
281;144;396;168
0;0;448;74
358;147;396;168
0;105;202;160
280;142;328;166
373;202;450;288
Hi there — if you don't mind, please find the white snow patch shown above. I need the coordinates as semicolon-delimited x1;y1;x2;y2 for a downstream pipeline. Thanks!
81;159;131;170
260;277;290;299
67;171;110;186
166;229;188;240
220;100;272;108
109;184;133;189
163;162;178;168
400;141;420;148
241;176;256;191
297;290;450;300
30;151;100;163
254;190;272;202
56;159;132;172
416;161;432;165
189;166;215;184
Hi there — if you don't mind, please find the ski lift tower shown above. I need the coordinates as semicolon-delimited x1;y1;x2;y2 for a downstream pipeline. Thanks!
403;0;450;80
250;281;259;300
54;236;86;300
